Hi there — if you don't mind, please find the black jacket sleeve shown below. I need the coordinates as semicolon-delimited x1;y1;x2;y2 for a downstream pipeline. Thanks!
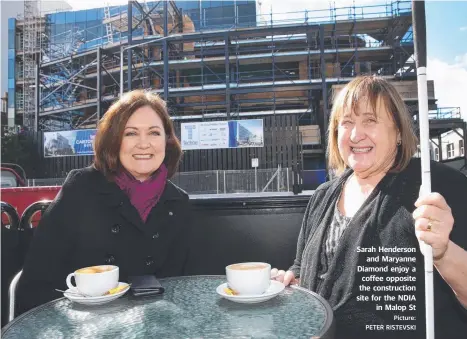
180;198;195;276
288;191;319;278
156;190;193;278
16;170;82;315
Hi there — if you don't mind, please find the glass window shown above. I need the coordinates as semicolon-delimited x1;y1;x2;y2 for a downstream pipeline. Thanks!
177;1;200;10
8;89;15;108
185;9;201;29
8;18;15;29
205;7;227;27
46;13;55;24
76;10;87;22
96;8;104;20
210;1;227;7
66;11;76;25
64;23;73;37
199;1;208;10
460;140;464;156
237;3;256;26
55;13;66;24
8;58;15;76
8;27;16;49
87;26;99;40
87;9;98;21
115;4;127;15
109;5;122;17
434;147;439;161
223;6;235;21
447;143;454;158
52;24;65;45
77;22;86;31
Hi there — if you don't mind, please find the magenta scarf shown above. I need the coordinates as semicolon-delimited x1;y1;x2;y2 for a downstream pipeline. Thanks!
114;164;168;223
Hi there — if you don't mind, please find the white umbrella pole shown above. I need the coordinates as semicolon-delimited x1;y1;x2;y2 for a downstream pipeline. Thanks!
412;1;434;338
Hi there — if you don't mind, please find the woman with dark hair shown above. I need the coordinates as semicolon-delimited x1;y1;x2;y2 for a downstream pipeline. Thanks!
17;90;191;314
273;76;467;339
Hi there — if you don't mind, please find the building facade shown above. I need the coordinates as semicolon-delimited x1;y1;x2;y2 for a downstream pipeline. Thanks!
7;0;465;185
1;0;24;127
2;0;72;128
427;107;467;175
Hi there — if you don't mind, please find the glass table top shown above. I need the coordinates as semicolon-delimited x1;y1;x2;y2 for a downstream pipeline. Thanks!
2;276;334;339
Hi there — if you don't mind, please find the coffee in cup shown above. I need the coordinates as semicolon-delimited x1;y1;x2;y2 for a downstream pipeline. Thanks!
66;265;119;297
226;262;271;295
76;266;114;274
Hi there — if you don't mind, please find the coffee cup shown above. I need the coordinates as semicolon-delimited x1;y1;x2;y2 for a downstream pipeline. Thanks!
66;265;119;297
226;262;271;295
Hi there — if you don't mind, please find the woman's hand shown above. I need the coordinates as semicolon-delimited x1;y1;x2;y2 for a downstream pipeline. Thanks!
270;268;299;286
413;192;454;261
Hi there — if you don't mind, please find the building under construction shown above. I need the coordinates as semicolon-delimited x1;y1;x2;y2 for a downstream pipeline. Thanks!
7;0;466;184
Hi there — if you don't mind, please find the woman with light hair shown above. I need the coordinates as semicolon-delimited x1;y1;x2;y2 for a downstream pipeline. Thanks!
273;76;467;339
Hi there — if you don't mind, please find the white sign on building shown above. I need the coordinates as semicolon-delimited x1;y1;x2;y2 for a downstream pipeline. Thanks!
181;119;264;150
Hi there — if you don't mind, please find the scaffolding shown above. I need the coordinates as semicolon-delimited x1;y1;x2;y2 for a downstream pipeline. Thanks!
22;0;422;178
103;4;114;45
22;0;42;131
13;1;463;172
32;1;186;130
33;1;417;128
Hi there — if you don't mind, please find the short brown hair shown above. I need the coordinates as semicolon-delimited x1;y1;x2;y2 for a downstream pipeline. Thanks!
328;76;418;175
93;90;182;179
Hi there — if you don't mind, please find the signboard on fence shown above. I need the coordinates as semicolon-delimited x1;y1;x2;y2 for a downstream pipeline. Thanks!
181;119;264;150
44;129;96;157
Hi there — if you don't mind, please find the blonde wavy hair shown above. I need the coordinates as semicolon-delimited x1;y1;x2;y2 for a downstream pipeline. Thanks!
327;76;418;176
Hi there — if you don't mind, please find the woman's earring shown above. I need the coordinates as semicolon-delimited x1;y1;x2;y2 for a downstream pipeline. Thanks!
397;140;402;146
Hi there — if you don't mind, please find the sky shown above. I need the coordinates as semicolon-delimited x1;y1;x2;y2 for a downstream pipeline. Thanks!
425;1;467;121
65;0;467;121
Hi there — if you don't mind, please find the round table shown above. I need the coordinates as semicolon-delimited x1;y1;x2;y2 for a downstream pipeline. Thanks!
2;276;335;339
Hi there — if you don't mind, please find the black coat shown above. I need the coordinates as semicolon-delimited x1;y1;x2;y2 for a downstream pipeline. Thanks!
17;166;192;315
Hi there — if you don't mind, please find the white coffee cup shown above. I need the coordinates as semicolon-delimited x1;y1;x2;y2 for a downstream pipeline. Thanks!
226;262;271;295
66;265;119;297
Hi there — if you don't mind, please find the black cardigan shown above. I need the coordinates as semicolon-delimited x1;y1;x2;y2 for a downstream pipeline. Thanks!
17;166;192;315
289;158;467;339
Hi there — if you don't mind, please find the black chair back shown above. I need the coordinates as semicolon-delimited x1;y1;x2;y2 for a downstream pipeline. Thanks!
185;196;308;275
19;201;52;264
1;200;52;327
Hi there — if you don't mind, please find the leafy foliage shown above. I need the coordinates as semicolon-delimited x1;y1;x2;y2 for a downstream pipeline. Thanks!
1;128;41;178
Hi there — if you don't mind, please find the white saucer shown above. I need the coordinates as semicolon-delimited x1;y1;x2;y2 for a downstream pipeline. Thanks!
63;282;130;305
216;280;285;304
